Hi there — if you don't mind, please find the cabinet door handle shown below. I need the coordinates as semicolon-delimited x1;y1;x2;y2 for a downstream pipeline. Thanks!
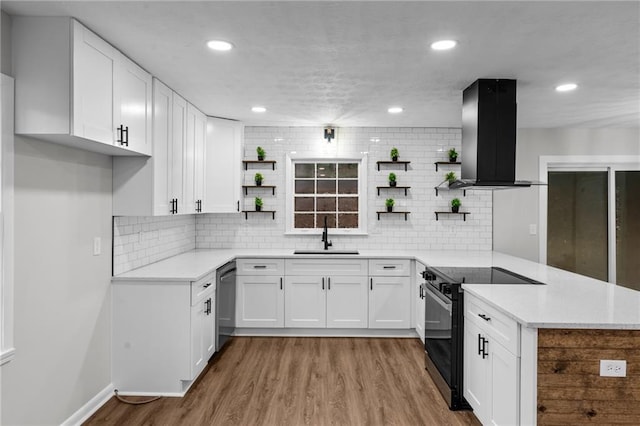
328;277;331;290
175;198;178;214
280;277;283;290
383;266;396;269
482;337;489;359
419;286;423;299
478;334;483;356
322;277;325;290
117;125;123;144
370;278;373;291
237;201;240;212
123;126;129;146
478;314;491;322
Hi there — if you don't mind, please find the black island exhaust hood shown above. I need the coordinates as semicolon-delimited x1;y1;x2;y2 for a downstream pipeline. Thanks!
451;79;538;190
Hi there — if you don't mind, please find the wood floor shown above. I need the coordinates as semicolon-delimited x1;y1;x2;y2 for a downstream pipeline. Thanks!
85;337;480;425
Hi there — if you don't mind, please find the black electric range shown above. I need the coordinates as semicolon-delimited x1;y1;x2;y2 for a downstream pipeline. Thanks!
420;266;543;410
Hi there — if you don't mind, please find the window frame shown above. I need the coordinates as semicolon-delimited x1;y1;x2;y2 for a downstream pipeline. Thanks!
285;153;368;235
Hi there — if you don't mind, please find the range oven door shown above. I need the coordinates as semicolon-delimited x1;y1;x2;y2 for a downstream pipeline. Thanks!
423;283;453;387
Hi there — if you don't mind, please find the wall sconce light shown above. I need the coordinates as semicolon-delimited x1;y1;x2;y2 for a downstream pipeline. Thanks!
324;127;335;143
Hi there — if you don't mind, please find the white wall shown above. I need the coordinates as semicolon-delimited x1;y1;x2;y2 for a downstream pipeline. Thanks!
0;137;113;425
493;128;640;261
1;11;12;76
196;126;493;252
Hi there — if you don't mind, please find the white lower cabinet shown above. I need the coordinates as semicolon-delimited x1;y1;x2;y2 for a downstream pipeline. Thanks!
112;273;215;396
415;261;426;342
463;293;520;425
368;259;411;329
236;259;285;328
284;275;326;328
284;275;368;328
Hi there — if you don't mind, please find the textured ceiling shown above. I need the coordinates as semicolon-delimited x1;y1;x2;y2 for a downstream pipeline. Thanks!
3;1;639;128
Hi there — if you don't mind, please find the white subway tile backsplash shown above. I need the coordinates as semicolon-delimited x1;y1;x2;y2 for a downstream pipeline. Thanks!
113;126;491;274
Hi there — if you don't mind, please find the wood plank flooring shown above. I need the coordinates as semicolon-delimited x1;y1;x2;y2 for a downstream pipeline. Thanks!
85;337;480;425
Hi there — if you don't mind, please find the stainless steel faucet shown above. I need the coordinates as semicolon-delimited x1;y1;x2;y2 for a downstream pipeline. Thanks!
321;216;332;250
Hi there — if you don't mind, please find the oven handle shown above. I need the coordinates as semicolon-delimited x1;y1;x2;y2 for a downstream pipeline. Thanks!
422;283;452;312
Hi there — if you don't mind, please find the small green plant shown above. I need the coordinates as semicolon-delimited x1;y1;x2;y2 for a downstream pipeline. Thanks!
448;148;458;161
451;197;461;213
390;147;399;160
255;197;263;210
388;172;397;186
256;146;266;160
385;198;395;207
254;172;264;185
445;171;457;183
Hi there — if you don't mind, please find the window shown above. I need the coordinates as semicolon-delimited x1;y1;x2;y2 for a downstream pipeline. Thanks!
286;155;367;234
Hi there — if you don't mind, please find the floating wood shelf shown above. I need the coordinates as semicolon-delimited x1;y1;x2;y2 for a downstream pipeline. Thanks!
376;186;411;196
242;160;276;170
434;211;470;221
376;161;410;171
242;210;276;220
242;185;276;195
434;161;461;171
376;211;410;221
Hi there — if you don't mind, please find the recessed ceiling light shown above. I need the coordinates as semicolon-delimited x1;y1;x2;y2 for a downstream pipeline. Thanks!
206;40;234;51
251;106;266;113
555;83;578;92
388;107;403;114
431;40;457;50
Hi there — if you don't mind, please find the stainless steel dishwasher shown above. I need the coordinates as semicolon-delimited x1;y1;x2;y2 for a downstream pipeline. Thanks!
215;261;236;351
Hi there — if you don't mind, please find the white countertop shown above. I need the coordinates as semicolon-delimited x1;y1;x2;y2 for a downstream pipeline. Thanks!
113;248;640;330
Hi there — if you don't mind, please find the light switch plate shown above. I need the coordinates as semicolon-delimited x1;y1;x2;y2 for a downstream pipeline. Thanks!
93;237;101;256
528;224;537;235
600;359;626;377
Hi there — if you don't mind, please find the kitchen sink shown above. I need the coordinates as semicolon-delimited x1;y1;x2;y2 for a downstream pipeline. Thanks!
293;250;360;255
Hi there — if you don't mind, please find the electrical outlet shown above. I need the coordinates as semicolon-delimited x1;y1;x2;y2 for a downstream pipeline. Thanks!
528;224;537;235
93;237;101;256
600;360;626;377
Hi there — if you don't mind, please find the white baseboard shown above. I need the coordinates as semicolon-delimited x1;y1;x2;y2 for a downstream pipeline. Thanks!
61;383;114;426
234;328;419;338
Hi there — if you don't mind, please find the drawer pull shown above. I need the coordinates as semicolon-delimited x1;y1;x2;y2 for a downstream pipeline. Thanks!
203;283;212;289
253;265;267;269
478;314;491;322
383;266;396;269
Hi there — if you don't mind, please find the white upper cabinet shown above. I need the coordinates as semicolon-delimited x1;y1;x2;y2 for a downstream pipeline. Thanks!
203;117;243;213
185;104;206;214
113;79;187;216
72;21;115;146
113;55;153;155
13;17;151;156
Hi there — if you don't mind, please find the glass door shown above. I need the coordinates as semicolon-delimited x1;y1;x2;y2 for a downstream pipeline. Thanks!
615;171;640;291
547;171;608;281
547;168;640;290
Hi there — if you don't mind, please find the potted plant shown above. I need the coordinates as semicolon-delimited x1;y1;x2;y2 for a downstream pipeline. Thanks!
451;198;461;213
254;172;263;186
448;148;458;162
385;198;395;212
255;197;263;212
390;147;399;161
445;171;457;186
256;146;266;161
388;172;397;187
